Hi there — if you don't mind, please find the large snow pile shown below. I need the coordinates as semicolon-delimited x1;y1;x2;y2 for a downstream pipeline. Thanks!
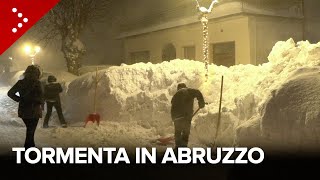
64;38;320;151
78;65;114;75
259;68;320;152
236;39;320;151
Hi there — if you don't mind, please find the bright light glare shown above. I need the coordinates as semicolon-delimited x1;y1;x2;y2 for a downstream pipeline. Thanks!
35;46;41;53
24;45;31;54
24;44;41;55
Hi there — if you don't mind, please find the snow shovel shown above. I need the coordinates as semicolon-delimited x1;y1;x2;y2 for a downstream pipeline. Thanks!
211;75;224;147
84;67;103;127
156;107;202;145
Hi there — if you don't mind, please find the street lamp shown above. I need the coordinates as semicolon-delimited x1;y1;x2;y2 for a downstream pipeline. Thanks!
24;44;41;65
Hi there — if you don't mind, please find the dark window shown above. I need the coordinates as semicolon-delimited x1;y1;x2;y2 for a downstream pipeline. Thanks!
129;51;150;64
212;42;235;67
183;46;196;60
162;43;176;61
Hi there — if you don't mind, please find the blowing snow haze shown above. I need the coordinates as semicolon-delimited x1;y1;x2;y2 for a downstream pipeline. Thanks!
1;38;320;155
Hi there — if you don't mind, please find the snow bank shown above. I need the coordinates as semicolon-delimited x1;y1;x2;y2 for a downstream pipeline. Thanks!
237;39;320;151
260;68;320;152
78;65;113;75
64;38;320;150
44;70;78;84
36;121;157;152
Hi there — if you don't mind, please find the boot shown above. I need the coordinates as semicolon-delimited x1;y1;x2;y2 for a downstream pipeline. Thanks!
61;123;67;128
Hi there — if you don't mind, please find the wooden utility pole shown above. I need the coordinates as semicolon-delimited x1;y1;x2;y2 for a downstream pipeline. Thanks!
302;0;306;41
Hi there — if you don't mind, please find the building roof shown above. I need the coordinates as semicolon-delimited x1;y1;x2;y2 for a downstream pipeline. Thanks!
116;0;303;39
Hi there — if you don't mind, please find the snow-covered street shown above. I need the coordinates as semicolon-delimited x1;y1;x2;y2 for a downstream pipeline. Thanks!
0;86;168;155
0;87;26;154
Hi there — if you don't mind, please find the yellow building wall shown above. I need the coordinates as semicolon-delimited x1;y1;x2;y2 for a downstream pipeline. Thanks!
249;16;303;65
123;15;252;65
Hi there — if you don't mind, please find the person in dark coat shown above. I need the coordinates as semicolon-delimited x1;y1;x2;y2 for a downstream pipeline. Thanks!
171;83;205;148
7;65;44;148
43;75;67;128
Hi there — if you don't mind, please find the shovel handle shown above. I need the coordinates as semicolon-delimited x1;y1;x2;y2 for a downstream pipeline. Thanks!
192;108;201;117
192;102;208;117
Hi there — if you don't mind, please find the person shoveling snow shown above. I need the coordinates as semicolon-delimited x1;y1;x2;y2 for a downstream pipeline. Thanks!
157;83;205;148
43;75;67;128
155;107;202;146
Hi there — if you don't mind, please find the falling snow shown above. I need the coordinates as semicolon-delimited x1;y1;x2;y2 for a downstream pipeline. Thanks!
1;38;320;155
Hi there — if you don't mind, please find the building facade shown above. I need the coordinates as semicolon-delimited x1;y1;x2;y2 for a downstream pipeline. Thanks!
117;0;304;66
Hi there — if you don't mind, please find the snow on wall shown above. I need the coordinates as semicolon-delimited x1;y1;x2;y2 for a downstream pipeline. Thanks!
64;38;320;149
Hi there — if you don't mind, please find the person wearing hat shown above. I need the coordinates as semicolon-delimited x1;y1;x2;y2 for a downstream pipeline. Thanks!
43;75;67;128
7;65;44;148
171;83;205;148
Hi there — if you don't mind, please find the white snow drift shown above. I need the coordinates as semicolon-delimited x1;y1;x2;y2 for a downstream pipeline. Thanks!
3;38;318;153
60;38;320;152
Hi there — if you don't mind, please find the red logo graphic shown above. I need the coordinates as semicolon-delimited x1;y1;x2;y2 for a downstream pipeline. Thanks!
0;0;60;55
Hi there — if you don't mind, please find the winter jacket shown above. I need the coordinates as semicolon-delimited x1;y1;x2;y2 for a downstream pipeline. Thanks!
7;79;44;119
171;88;205;121
44;82;63;102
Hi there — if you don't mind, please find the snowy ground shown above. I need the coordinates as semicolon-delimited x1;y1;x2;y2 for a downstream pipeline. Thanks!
1;38;320;155
0;85;169;155
0;87;25;155
0;68;179;156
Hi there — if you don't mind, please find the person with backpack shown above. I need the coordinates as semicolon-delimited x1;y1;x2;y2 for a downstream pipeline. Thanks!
42;75;67;128
7;65;44;148
171;83;205;148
